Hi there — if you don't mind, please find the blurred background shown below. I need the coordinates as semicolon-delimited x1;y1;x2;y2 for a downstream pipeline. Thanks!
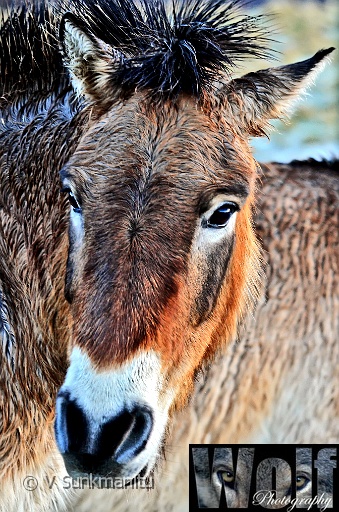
246;0;339;162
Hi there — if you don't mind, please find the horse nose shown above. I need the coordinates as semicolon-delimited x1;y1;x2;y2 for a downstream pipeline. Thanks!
54;391;153;475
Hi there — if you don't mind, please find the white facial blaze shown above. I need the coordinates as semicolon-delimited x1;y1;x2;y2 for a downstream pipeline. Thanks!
60;348;175;477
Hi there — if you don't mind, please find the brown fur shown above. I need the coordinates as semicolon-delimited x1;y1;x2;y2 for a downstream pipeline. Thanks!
73;159;339;511
0;1;336;510
66;95;259;377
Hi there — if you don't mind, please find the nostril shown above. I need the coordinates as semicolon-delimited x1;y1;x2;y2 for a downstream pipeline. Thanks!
55;392;88;454
65;399;88;452
96;407;153;464
97;410;135;458
55;394;154;474
115;407;153;464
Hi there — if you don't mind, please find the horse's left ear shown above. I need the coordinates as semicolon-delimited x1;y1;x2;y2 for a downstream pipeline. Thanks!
220;48;334;136
60;13;124;106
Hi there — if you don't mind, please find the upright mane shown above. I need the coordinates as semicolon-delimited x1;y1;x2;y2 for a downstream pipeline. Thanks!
1;0;274;101
0;1;65;98
63;0;274;97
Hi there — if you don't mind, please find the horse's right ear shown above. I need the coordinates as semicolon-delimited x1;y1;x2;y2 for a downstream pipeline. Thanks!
60;13;124;106
219;48;334;137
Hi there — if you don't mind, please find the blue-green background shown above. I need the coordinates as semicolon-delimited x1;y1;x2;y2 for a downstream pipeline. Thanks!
245;0;339;163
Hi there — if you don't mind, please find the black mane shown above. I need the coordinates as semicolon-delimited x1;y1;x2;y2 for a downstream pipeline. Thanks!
1;0;274;100
288;158;339;172
0;1;66;98
68;0;274;97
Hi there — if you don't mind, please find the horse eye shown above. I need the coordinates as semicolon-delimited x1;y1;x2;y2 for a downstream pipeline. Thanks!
217;470;235;487
207;203;238;229
62;188;82;213
296;475;310;490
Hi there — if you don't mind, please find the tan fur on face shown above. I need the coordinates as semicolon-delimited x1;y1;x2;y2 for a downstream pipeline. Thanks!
63;94;261;410
1;2;335;509
71;159;339;512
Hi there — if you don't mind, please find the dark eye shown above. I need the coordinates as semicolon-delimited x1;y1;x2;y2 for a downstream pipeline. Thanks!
296;475;310;490
62;188;82;213
207;203;238;229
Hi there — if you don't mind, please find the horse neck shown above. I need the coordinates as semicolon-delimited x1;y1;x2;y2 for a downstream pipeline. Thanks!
0;92;87;479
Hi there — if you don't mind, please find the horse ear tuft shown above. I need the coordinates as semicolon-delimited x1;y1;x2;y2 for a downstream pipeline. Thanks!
60;13;123;105
221;48;335;136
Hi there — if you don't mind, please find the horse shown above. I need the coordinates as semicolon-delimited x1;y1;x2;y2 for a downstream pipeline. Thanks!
72;158;339;511
0;0;335;510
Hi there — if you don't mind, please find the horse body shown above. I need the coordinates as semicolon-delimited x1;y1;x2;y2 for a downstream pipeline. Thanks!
73;159;339;512
0;1;336;511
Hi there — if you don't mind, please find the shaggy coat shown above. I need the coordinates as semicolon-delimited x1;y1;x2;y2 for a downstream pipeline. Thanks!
74;159;339;512
0;0;336;510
